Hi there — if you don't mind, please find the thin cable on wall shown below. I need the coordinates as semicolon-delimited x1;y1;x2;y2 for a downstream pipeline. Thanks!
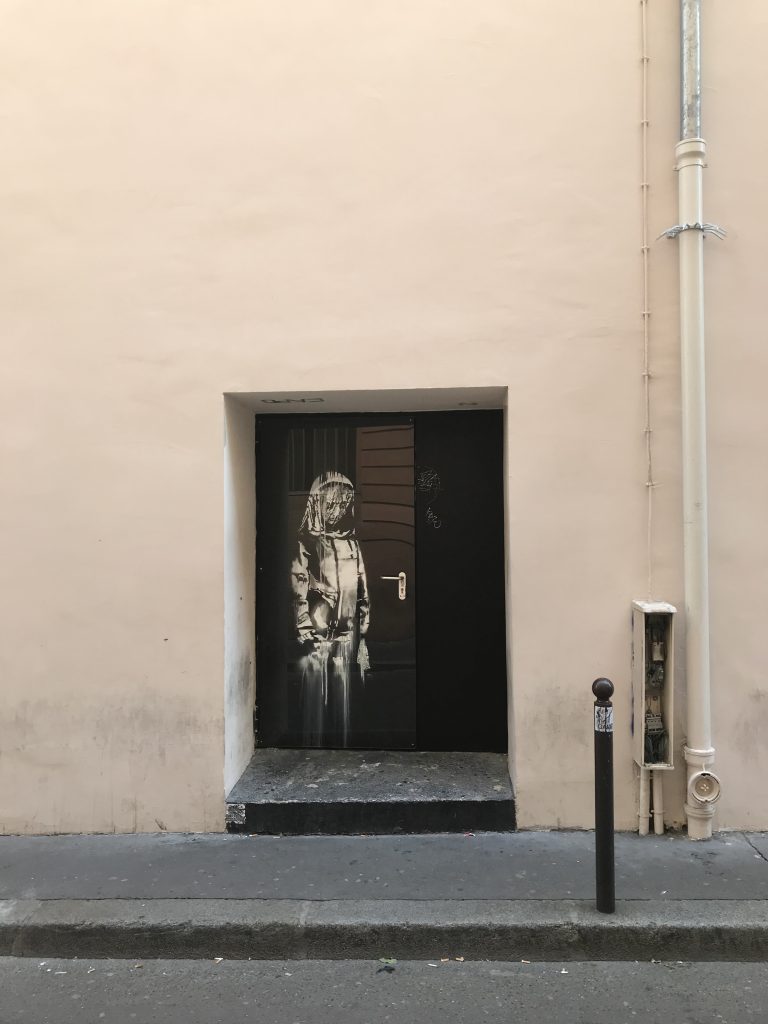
640;0;656;601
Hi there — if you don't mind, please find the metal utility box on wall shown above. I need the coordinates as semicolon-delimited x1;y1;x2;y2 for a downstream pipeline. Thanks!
632;601;676;771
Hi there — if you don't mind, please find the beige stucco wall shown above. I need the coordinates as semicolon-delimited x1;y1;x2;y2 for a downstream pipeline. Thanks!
1;0;766;833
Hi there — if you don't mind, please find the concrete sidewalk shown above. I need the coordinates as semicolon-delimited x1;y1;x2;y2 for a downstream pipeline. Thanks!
1;831;767;960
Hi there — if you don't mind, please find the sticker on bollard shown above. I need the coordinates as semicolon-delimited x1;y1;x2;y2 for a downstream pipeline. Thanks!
594;706;613;732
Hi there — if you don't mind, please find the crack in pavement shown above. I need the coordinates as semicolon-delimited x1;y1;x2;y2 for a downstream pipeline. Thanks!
743;833;768;864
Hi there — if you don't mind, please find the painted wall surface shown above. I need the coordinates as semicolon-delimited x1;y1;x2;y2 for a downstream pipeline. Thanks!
1;0;766;832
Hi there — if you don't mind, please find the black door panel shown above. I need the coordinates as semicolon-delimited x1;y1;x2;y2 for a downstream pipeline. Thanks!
414;410;507;752
256;415;417;749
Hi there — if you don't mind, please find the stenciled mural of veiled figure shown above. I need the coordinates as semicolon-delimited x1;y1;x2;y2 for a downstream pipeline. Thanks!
290;471;371;746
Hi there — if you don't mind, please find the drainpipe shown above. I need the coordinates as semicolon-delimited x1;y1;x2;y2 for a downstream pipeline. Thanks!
675;0;721;838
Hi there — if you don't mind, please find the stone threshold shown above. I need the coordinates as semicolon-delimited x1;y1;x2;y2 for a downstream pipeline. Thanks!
225;749;515;834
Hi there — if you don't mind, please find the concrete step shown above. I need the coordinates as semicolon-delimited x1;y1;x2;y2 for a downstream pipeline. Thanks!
225;750;515;834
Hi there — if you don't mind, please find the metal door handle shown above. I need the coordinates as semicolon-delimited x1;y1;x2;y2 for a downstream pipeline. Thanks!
380;572;407;600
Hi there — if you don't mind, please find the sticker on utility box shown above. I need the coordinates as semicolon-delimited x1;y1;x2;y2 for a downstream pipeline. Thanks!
594;707;614;733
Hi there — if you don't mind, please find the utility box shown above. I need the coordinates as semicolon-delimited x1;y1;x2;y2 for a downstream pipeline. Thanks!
632;601;676;770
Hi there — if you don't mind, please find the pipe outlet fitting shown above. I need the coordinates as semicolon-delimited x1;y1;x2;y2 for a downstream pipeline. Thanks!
687;769;722;807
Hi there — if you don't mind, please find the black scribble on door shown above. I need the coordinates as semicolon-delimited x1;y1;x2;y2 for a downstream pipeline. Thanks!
416;467;443;529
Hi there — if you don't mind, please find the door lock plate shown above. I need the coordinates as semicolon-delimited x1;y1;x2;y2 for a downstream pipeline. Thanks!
381;572;407;600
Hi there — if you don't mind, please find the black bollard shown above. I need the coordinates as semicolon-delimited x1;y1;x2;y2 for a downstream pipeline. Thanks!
592;677;615;914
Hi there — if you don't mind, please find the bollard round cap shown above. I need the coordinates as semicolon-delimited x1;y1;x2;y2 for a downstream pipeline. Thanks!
592;677;614;701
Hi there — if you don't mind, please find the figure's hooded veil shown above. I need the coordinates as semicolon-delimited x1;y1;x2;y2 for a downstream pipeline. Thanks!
300;472;356;539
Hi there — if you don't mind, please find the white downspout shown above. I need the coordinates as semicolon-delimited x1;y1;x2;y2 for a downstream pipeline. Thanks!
652;771;665;836
674;0;721;839
638;767;650;836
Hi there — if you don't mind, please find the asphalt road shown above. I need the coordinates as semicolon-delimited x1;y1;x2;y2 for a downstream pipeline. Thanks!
1;958;766;1024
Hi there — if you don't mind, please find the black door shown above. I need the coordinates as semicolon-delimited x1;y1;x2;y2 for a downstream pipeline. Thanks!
256;415;417;749
255;410;507;752
414;410;507;752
